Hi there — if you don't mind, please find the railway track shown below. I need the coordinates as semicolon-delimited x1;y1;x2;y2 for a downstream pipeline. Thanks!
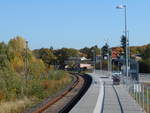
59;74;92;113
23;73;92;113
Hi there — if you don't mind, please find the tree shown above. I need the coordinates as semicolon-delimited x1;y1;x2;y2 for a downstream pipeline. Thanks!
139;58;150;73
139;44;150;73
0;42;10;70
7;36;27;72
90;45;100;59
8;36;26;53
80;45;100;59
28;58;46;77
50;46;54;51
0;42;7;54
141;44;150;59
121;35;127;57
80;47;90;58
33;48;56;67
54;48;79;67
102;43;109;59
111;47;123;59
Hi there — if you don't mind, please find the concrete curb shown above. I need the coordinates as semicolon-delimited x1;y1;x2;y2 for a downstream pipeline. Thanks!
93;78;104;113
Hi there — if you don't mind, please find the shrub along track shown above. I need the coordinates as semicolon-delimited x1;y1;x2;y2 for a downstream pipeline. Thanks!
23;73;92;113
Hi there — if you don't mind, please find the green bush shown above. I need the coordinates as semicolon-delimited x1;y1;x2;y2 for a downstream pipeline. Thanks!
0;68;70;102
0;37;72;109
0;69;24;101
48;70;68;80
27;79;45;99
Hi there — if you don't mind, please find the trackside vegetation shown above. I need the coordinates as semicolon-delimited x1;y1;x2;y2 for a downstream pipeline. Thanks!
0;36;71;113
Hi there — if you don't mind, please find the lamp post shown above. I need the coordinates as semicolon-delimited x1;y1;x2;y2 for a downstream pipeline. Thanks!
92;50;96;73
116;4;129;84
109;48;112;77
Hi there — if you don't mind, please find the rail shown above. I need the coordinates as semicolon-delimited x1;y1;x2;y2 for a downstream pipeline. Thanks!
23;73;92;113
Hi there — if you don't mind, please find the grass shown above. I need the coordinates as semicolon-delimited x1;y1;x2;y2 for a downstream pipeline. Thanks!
0;97;32;113
0;70;72;113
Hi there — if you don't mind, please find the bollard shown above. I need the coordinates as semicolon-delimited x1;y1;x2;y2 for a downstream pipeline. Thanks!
147;87;149;113
136;84;138;102
139;84;141;105
134;83;136;100
136;84;138;103
133;83;134;99
129;83;131;95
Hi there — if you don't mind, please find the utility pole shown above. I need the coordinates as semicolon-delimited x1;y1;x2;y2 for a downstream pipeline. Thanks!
107;48;112;77
127;31;130;77
92;50;95;73
116;4;128;85
118;61;120;72
25;41;28;84
109;49;112;77
107;52;109;76
124;5;129;85
100;48;103;72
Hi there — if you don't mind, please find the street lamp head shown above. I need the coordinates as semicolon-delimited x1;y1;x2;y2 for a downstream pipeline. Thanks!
116;5;126;9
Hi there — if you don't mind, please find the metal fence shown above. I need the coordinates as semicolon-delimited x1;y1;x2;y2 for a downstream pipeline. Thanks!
139;73;150;83
125;77;150;113
94;70;150;113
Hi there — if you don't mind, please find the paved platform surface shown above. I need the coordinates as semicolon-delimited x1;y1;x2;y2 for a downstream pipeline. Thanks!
102;73;145;113
102;85;122;113
69;73;101;113
70;72;146;113
115;85;145;113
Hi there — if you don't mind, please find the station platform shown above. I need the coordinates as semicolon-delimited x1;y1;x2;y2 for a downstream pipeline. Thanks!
70;72;146;113
69;73;103;113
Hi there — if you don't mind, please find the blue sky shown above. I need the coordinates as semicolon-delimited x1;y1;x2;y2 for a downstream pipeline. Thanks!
0;0;149;49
